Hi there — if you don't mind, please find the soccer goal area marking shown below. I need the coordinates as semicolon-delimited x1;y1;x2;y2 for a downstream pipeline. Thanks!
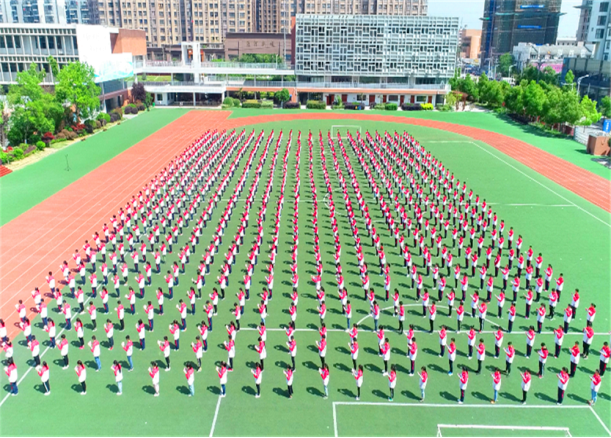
436;424;572;437
331;125;362;140
332;402;610;438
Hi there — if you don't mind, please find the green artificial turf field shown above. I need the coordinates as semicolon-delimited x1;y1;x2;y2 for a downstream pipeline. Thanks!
0;108;190;226
0;119;609;437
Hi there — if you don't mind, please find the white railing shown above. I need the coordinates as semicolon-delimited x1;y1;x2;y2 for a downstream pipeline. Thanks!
142;81;225;88
296;82;449;90
200;62;293;70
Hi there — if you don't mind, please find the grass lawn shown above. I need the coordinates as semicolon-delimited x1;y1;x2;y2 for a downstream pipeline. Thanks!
229;108;611;181
0;108;190;226
0;119;608;437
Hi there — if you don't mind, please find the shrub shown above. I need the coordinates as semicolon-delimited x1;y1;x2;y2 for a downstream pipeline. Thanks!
401;103;422;111
331;103;344;109
67;131;78;140
55;133;67;140
95;120;102;129
112;107;123;119
36;141;46;151
221;104;233;110
0;151;11;163
97;113;111;123
284;102;300;109
127;103;138;109
260;100;274;109
19;143;28;150
385;103;398;111
110;113;120;123
438;104;453;112
421;103;434;111
306;100;326;110
242;100;261;109
13;148;24;160
223;97;234;107
374;103;386;110
42;132;54;143
138;104;146;111
231;98;241;107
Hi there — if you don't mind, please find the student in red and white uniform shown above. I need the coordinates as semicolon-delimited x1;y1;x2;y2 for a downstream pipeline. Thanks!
149;362;160;396
122;336;134;371
569;341;580;377
590;370;602;405
170;321;180;350
319;363;330;399
111;361;123;396
36;361;51;396
387;364;397;402
525;326;536;359
15;300;26;323
224;335;236;371
176;300;187;330
563;305;573;334
583;326;594;359
456;301;465;333
408;337;418;376
75;360;87;395
58;334;69;368
536;304;546;334
506;302;516;333
458;367;468;404
520;369;531;404
158;336;171;370
490;368;502;404
255;337;267;370
600;342;610;376
251;362;263;398
552;325;564;359
534;343;548;379
586;304;596;327
504;342;515;376
447;338;457;376
494;328;504;359
283;365;294;399
417;366;428;402
570;289;580;318
557;367;569;404
28;335;41;366
115;301;125;331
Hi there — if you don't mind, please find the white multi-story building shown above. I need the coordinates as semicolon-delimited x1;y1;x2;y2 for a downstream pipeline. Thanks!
0;23;146;109
575;0;611;61
513;41;597;71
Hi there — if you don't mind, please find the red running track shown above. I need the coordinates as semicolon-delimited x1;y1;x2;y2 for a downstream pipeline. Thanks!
0;111;230;339
1;110;609;340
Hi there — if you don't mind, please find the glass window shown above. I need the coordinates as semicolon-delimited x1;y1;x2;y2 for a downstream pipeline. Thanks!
600;2;609;12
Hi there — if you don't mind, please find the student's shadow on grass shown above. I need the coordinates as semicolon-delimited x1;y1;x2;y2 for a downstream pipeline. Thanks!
364;363;382;373
207;385;221;395
273;387;288;398
471;391;489;401
500;391;520;402
372;389;388;400
71;384;83;394
568;393;589;404
364;347;378;356
307;345;319;353
401;389;421;401
274;345;289;353
334;362;351;372
275;360;290;369
303;361;319;370
422;348;438;357
307;386;325;398
427;363;445;374
335;346;350;355
339;388;356;398
440;391;456;401
142;385;156;395
534;392;555;403
242;385;256;396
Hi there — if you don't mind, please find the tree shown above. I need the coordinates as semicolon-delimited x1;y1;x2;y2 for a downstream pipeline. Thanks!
504;83;525;114
542;86;563;127
564;70;575;87
559;89;583;126
523;81;546;120
275;88;290;108
132;82;147;103
460;75;479;101
6;63;62;144
577;95;602;130
145;93;154;110
477;72;489;101
482;80;506;108
540;67;559;86
55;62;101;122
48;56;59;78
497;53;514;77
599;96;611;118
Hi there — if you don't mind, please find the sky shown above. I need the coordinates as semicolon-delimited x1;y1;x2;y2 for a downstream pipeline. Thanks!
427;0;583;39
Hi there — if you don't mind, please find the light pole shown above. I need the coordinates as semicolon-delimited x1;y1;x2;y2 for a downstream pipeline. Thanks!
577;74;590;96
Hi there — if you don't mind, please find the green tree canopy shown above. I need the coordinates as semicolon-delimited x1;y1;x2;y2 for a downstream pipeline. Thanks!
55;62;101;122
497;53;515;77
559;89;583;126
523;81;546;119
577;95;602;128
275;88;290;107
599;96;611;118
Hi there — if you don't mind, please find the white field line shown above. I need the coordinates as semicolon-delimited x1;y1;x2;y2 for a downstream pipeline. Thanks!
209;395;223;437
437;424;571;431
466;141;611;228
0;289;96;408
589;405;611;437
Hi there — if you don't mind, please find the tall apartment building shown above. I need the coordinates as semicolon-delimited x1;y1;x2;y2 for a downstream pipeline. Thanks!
0;0;94;24
480;0;562;61
257;0;427;33
575;0;610;60
96;0;253;46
